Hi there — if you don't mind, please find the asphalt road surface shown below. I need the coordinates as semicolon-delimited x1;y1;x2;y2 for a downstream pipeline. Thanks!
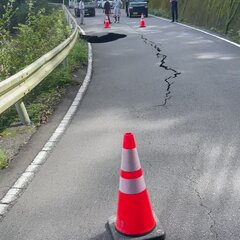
0;9;240;240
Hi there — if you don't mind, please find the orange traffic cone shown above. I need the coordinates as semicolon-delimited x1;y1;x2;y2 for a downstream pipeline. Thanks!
139;13;146;27
104;15;110;28
107;133;166;239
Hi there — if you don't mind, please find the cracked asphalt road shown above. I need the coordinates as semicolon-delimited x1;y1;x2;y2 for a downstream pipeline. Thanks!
0;10;240;240
141;35;181;107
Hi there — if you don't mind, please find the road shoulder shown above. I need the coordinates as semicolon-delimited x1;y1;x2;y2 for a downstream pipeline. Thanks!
0;66;87;200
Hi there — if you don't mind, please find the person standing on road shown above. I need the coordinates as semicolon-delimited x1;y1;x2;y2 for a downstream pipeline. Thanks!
125;0;129;16
170;0;178;22
74;0;80;17
113;0;122;23
79;0;85;24
103;0;112;23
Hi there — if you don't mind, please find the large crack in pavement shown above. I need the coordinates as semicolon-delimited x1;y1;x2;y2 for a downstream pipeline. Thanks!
141;35;181;107
140;34;220;238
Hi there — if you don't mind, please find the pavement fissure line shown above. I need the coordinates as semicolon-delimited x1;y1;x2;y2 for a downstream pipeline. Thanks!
141;33;220;239
181;151;219;240
185;169;219;240
194;188;219;240
141;35;181;107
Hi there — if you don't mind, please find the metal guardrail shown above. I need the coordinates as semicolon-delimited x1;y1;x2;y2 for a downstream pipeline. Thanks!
0;5;79;125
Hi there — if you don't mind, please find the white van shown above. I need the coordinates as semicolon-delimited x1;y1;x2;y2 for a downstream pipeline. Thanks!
68;0;74;8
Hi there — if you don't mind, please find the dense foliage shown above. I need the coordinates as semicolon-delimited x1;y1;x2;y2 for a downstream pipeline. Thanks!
149;0;240;43
0;0;70;79
0;0;50;30
0;149;8;169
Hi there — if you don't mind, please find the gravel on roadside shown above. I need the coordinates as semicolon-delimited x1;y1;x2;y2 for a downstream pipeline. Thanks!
0;65;86;170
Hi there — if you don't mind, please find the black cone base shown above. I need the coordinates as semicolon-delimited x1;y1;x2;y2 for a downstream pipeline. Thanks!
106;213;166;240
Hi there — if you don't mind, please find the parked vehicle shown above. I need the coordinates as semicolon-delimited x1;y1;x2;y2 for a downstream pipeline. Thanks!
69;0;74;8
73;0;96;17
127;0;148;18
84;0;96;16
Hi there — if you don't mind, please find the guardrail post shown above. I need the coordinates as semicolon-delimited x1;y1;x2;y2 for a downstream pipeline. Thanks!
15;101;31;125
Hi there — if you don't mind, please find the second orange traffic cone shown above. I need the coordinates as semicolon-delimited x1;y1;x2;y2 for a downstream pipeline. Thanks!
107;132;165;239
139;13;146;27
104;15;110;28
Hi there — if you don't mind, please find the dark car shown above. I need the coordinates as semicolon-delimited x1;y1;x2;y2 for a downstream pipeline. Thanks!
127;0;148;18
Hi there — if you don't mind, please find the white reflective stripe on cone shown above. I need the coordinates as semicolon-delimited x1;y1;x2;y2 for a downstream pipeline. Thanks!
119;176;146;194
121;148;141;172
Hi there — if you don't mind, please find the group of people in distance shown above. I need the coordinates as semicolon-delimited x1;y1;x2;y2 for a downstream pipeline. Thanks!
103;0;122;24
76;0;122;25
103;0;179;25
79;0;179;25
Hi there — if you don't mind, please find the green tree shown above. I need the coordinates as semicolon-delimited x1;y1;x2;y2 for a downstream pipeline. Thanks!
0;0;70;79
148;0;240;43
225;0;240;34
0;0;16;77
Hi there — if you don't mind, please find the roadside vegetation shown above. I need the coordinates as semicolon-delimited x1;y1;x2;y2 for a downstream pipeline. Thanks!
149;0;240;43
0;149;8;169
0;0;52;30
0;40;88;132
0;0;71;79
0;0;88;168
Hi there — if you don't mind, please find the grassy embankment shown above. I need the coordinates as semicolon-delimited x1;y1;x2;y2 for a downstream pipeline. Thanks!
149;0;240;43
0;1;88;168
